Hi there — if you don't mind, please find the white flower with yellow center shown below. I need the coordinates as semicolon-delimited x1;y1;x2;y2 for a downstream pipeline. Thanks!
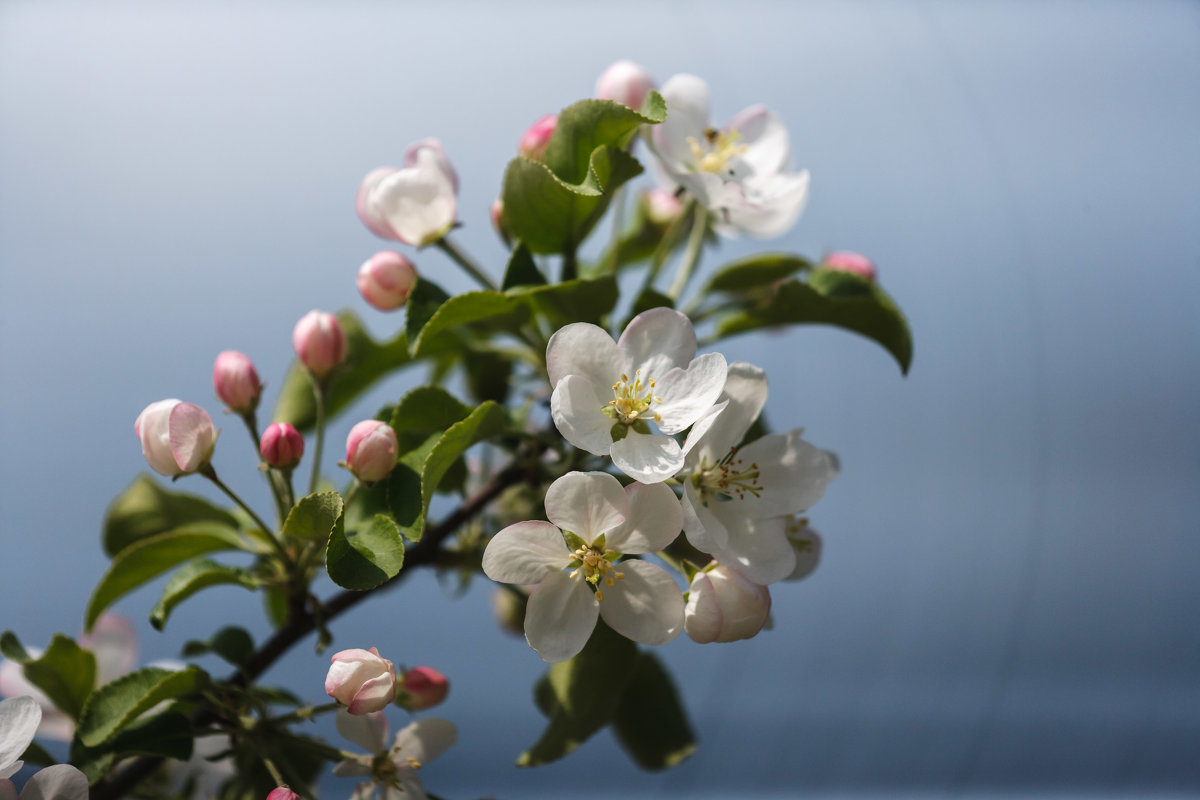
333;709;457;800
647;73;810;239
679;362;838;584
547;308;727;484
482;471;685;663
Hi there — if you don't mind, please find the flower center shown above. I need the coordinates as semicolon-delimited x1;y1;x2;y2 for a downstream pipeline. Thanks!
568;545;626;602
687;127;748;175
605;370;662;425
693;446;763;504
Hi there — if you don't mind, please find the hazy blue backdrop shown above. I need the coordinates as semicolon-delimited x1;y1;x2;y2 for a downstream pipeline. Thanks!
2;1;1198;797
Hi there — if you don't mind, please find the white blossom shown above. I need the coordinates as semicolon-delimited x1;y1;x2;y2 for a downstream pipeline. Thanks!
333;710;456;800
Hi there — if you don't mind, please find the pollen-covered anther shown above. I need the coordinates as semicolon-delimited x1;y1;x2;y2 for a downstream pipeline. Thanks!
687;127;748;175
406;757;422;770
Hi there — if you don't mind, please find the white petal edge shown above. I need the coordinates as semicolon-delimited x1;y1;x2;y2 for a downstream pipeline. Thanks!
681;480;728;552
610;432;684;485
550;375;616;456
17;764;89;800
598;560;684;647
683;572;722;644
524;572;598;663
0;696;41;777
482;521;571;585
546;323;622;390
617;307;697;379
714;515;797;586
693;361;769;459
336;707;388;754
543;472;627;543
392;717;457;766
736;429;837;518
655;353;728;434
605;483;682;554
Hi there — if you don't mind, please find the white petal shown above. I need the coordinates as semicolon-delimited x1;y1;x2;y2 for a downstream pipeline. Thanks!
546;323;622;390
723;170;810;239
137;399;184;476
482;521;571;585
651;74;712;171
392;717;457;766
726;105;792;176
786;526;823;582
681;480;728;551
337;708;388;754
713;515;796;586
736;430;837;518
655;353;728;434
680;399;728;466
403;138;459;192
356;166;401;240
550;375;616;456
17;764;89;800
395;774;428;800
0;697;40;777
692;361;769;459
704;566;772;643
332;758;372;778
610;432;683;485
371;153;457;247
599;560;683;646
524;572;598;663
605;483;682;554
683;572;722;644
616;307;697;379
0;779;16;800
543;472;627;542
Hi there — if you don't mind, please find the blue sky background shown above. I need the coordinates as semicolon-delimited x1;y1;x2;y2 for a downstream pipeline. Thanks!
1;1;1198;797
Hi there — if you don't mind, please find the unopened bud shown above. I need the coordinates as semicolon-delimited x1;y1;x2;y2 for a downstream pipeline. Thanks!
357;251;417;311
292;310;347;379
398;666;449;710
260;422;304;470
325;646;396;715
642;187;684;226
134;399;218;477
518;114;557;160
212;350;262;414
595;60;655;110
344;420;398;483
822;251;877;282
266;789;301;800
684;564;771;644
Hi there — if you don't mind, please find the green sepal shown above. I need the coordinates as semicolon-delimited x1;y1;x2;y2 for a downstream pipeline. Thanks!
281;491;344;541
149;559;257;631
102;475;239;557
562;531;586;552
326;513;405;591
181;626;256;668
0;632;96;719
613;652;696;770
77;666;208;747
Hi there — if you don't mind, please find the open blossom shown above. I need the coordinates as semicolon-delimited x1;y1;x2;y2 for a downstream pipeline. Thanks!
334;710;456;800
482;471;684;663
547;308;727;484
134;400;217;477
0;697;88;799
357;139;458;247
684;564;771;644
679;362;838;584
325;647;396;715
647;74;809;239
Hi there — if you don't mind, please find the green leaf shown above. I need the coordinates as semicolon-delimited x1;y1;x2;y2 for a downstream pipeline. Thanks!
77;666;207;747
613;652;696;770
518;621;638;767
408;290;528;357
0;633;96;719
508;274;620;329
626;287;675;326
326;513;405;591
540;94;667;185
500;242;547;290
85;523;246;630
463;346;514;405
274;311;416;431
281;491;344;541
404;277;452;349
103;475;239;557
181;626;256;668
72;711;196;783
389;386;471;446
715;269;914;374
19;740;56;768
149;559;256;631
704;252;812;294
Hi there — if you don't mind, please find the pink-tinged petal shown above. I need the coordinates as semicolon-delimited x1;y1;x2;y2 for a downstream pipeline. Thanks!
543;472;627;542
81;613;138;684
616;307;696;379
545;322;622;389
336;708;388;754
357;167;401;240
403;139;458;193
372;153;457;247
17;764;89;800
683;571;723;644
705;566;771;642
167;402;215;473
605;483;682;554
0;696;41;777
681;480;728;552
736;430;837;518
610;432;683;485
0;779;16;800
550;375;616;456
391;717;457;766
524;572;598;663
136;399;183;476
482;521;571;585
722;169;810;239
347;671;397;715
687;361;769;463
655;352;728;434
599;560;683;646
713;515;796;586
727;105;792;176
786;524;822;582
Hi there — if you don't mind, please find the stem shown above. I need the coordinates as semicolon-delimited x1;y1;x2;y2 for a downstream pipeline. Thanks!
435;236;497;291
307;377;327;496
604;186;628;274
561;245;578;283
271;701;343;726
666;203;709;301
342;480;362;510
200;465;291;566
636;198;695;299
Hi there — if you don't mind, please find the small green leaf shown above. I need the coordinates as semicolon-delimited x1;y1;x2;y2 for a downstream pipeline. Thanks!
404;277;452;349
85;523;246;630
103;475;239;557
409;290;529;357
508;274;620;328
181;626;256;668
149;559;257;631
501;242;547;290
77;666;207;747
0;633;96;719
72;711;196;783
613;652;696;770
463;346;514;405
389;386;471;441
715;269;914;374
541;94;667;185
703;253;812;294
326;513;405;591
281;491;344;541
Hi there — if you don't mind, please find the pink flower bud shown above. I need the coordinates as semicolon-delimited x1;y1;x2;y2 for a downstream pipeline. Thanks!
518;114;557;160
595;60;655;110
642;187;684;226
325;646;396;715
292;310;347;378
399;666;449;710
266;789;300;800
356;166;401;240
260;422;304;469
212;350;262;414
344;420;398;483
822;251;877;282
357;251;417;312
134;399;218;477
684;565;771;644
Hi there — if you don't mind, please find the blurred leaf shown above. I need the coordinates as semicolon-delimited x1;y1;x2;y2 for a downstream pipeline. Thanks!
464;346;514;405
326;513;405;591
72;711;195;784
219;728;331;800
408;290;529;357
181;626;256;668
613;652;696;770
103;476;238;557
0;633;96;719
500;242;548;290
77;666;207;747
625;287;674;327
86;524;246;630
703;253;812;294
715;269;913;374
149;559;256;631
281;491;343;541
19;740;56;768
404;276;452;347
508;274;620;328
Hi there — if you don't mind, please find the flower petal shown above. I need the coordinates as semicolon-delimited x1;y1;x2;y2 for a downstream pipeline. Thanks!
705;566;772;643
392;717;457;766
167;402;214;473
356;166;400;240
713;515;796;586
403;138;459;192
332;758;372;778
690;361;769;462
681;399;728;465
371;153;457;247
650;74;712;172
0;696;41;777
599;560;683;646
610;432;683;485
17;764;89;800
683;571;722;644
786;525;822;582
546;323;622;390
727;105;792;176
722;169;810;239
524;572;598;663
0;779;16;800
681;480;728;552
736;429;837;518
336;708;388;754
543;472;627;542
655;352;728;434
617;307;697;379
482;521;571;585
550;375;616;456
605;483;682;554
80;613;138;685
